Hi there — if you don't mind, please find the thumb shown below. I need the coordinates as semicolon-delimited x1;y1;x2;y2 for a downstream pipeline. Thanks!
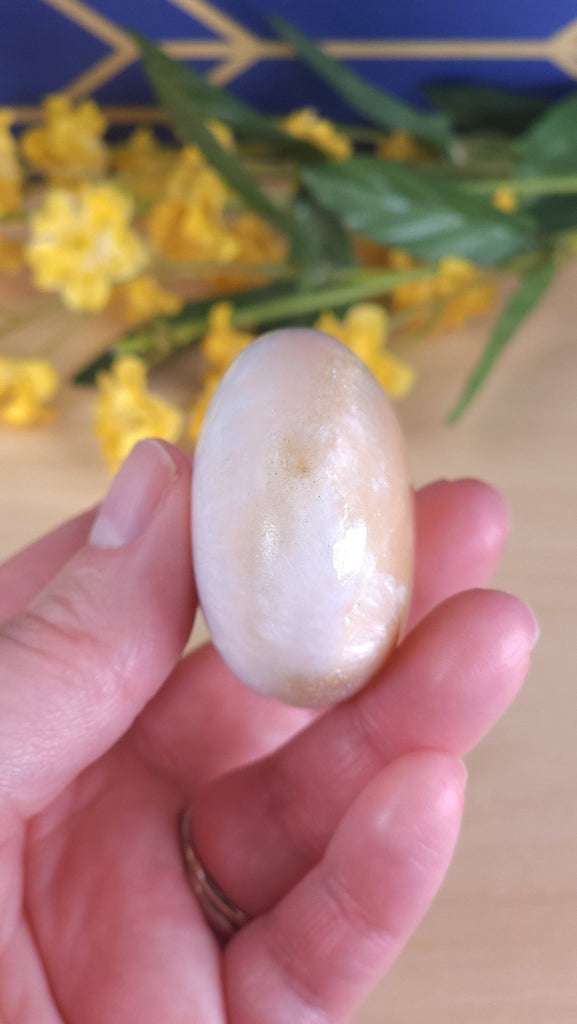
0;440;196;838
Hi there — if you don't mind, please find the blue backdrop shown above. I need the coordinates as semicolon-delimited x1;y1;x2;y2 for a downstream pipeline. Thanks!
2;0;576;119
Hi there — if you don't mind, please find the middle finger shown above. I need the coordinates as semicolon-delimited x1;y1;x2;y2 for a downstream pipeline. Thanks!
187;588;537;916
134;478;507;789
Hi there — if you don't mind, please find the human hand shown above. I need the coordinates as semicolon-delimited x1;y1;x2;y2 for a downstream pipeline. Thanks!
0;439;537;1023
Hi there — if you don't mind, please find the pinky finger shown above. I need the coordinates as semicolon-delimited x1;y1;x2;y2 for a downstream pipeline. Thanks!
225;751;466;1024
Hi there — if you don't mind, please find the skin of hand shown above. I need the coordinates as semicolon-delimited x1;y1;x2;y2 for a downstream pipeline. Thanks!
0;439;538;1024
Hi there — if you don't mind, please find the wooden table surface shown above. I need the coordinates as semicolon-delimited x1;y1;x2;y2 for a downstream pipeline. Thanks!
0;263;575;1023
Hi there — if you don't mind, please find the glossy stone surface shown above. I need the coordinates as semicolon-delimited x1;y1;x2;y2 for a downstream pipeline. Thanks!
192;328;413;707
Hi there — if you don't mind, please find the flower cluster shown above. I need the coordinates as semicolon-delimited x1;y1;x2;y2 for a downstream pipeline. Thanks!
316;303;415;397
112;128;174;201
0;356;59;426
2;99;285;320
389;252;497;332
147;126;284;269
377;130;427;163
282;108;352;161
493;186;518;213
26;184;148;311
22;95;108;184
115;275;183;327
94;356;183;472
188;302;256;442
1;73;527;466
148;130;237;264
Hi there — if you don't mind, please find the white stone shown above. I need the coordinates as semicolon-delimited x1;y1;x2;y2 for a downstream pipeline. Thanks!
192;328;413;707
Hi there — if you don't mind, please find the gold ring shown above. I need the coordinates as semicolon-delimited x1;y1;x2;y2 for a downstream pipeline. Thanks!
179;810;251;945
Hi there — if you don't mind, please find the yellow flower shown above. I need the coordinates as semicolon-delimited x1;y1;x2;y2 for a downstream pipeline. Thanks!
370;350;416;397
148;152;240;264
22;94;108;183
188;299;258;444
148;193;239;265
188;372;221;444
0;109;22;218
205;120;236;153
0;233;24;273
316;302;415;399
147;126;277;268
114;274;183;327
201;302;255;372
26;183;148;312
113;129;161;176
378;130;426;162
0;356;59;427
166;147;215;199
94;356;183;472
187;213;286;292
166;124;235;199
233;212;286;265
282;108;351;161
493;185;518;213
435;256;478;296
389;250;437;312
389;251;497;332
112;128;175;202
435;281;497;330
432;256;497;330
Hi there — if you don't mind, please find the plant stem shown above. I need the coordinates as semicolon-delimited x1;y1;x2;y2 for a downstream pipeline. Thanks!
420;160;514;180
465;175;577;197
158;267;435;349
233;271;430;327
112;267;437;365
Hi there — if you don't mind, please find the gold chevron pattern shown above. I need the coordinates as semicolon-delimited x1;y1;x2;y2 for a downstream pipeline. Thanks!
11;0;577;122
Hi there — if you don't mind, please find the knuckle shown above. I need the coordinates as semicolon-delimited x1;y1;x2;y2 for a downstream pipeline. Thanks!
323;865;385;944
0;581;115;701
264;756;323;869
262;919;327;1021
320;862;396;970
349;698;389;774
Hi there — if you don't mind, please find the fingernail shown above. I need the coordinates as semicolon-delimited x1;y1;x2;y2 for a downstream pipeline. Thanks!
526;604;541;651
89;440;178;549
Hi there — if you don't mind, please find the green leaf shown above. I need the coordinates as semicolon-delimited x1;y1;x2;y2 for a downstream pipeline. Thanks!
530;195;577;234
303;158;536;265
167;281;296;333
447;258;556;422
290;190;355;286
515;93;577;174
132;32;321;161
425;82;552;135
74;351;114;385
135;33;303;243
270;16;453;153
